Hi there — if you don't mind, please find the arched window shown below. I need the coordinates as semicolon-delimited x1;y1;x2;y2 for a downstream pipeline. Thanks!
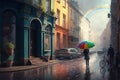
2;10;16;45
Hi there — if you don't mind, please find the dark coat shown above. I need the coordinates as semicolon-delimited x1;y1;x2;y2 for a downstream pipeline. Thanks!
107;46;114;57
83;49;89;60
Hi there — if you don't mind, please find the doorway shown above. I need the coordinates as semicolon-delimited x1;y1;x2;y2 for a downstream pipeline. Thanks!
30;19;41;57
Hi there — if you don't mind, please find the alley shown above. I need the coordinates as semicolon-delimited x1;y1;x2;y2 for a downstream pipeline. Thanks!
0;53;110;80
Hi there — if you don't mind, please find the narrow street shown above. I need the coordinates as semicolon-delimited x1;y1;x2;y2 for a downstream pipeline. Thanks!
0;53;110;80
0;0;120;80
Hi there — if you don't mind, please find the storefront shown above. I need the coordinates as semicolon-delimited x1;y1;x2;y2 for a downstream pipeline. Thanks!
0;0;55;67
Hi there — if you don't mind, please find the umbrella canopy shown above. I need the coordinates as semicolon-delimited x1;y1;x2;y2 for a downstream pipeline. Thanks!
78;41;95;49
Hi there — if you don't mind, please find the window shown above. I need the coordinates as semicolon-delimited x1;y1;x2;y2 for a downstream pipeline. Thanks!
70;9;73;20
63;34;66;48
44;25;51;50
57;0;60;3
70;49;76;52
44;35;51;50
46;0;51;13
57;9;60;25
57;33;60;49
57;49;67;53
63;0;66;8
63;14;66;28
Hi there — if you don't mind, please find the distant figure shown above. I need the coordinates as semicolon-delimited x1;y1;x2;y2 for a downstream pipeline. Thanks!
107;44;114;66
83;49;90;70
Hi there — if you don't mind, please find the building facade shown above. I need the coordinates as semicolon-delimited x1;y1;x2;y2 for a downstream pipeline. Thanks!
110;0;120;68
100;20;111;50
115;0;120;66
117;0;120;55
53;0;69;50
0;0;56;66
68;0;82;48
110;0;118;52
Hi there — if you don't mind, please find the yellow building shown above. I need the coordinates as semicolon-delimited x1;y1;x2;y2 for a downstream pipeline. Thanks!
53;0;69;50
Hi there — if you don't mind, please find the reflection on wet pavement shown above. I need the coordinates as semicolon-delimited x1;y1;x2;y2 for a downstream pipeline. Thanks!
0;53;110;80
84;68;91;80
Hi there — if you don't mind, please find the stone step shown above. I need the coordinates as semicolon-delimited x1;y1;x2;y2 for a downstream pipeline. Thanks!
30;57;49;64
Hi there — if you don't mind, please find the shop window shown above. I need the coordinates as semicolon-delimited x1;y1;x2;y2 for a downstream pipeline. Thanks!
2;10;16;45
44;25;52;50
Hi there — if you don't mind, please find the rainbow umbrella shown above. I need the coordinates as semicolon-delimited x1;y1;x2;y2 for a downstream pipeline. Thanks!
78;41;95;49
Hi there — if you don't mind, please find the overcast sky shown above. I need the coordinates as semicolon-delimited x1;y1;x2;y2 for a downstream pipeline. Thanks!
75;0;111;13
75;0;111;36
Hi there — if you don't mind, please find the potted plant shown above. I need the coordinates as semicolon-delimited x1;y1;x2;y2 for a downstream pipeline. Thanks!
38;4;46;14
4;42;15;55
3;42;15;67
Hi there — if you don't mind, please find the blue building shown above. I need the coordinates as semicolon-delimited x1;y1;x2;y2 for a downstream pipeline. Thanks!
0;0;56;66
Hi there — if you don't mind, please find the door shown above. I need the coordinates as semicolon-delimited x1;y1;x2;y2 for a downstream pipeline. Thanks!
30;19;41;57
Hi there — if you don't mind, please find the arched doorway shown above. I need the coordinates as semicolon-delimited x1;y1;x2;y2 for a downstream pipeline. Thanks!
30;19;42;57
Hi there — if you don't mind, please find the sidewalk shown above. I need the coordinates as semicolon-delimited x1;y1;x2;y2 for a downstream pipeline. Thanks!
0;59;61;72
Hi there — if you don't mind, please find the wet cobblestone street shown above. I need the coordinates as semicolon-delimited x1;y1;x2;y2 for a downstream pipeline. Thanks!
0;53;110;80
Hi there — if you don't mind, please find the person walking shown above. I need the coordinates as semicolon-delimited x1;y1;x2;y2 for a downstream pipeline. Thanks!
83;49;90;71
107;44;114;68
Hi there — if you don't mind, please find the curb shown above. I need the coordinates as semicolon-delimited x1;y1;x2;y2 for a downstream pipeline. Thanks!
0;58;82;73
0;60;62;73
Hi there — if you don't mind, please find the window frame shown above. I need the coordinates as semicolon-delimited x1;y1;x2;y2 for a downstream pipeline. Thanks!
63;14;66;28
63;0;66;8
57;0;60;3
56;9;60;25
